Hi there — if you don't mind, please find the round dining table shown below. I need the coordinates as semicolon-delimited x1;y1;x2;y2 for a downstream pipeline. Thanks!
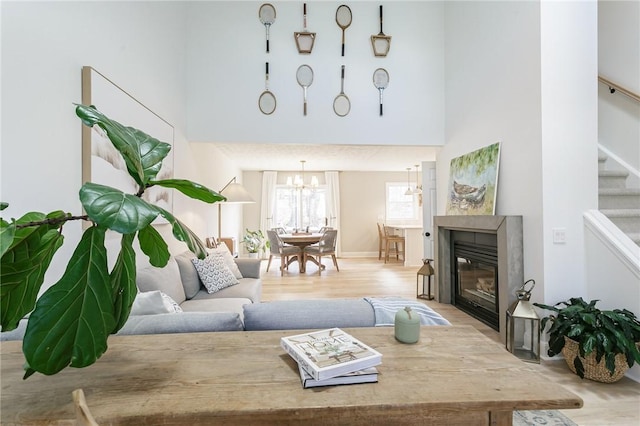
279;233;323;273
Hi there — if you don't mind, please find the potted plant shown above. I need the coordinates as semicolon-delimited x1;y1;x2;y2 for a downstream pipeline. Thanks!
0;104;223;378
534;297;640;382
241;228;267;257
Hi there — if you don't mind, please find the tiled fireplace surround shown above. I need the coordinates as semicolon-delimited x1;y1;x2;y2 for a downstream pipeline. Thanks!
434;215;523;344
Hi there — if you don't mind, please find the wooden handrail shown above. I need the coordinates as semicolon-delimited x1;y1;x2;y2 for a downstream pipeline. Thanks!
598;75;640;103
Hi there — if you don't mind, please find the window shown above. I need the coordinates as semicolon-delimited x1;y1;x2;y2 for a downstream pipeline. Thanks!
274;186;327;231
385;182;421;224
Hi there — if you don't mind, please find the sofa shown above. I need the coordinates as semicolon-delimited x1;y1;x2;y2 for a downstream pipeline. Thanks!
1;250;450;341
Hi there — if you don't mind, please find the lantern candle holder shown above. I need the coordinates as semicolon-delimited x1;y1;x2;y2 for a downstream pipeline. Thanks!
416;259;435;300
506;279;540;363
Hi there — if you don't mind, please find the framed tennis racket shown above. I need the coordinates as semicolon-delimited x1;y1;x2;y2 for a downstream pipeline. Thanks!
294;3;316;54
371;5;391;57
373;68;389;116
259;3;276;53
335;5;352;57
296;64;314;116
258;62;276;115
333;65;351;117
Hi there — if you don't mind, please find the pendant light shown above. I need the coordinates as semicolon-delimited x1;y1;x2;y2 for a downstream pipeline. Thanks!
404;167;413;196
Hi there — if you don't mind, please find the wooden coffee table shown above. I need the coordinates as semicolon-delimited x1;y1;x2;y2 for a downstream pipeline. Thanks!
0;326;582;425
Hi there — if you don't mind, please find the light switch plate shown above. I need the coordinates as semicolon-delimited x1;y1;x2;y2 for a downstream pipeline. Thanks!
552;228;567;244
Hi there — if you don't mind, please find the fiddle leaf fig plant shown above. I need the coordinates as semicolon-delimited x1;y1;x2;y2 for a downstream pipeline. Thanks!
0;104;224;379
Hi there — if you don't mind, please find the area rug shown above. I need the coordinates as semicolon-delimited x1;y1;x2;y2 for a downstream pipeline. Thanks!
513;410;578;426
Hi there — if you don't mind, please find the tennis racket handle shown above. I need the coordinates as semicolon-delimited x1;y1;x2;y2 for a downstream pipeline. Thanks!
266;39;270;53
380;103;383;116
304;102;307;116
341;43;345;57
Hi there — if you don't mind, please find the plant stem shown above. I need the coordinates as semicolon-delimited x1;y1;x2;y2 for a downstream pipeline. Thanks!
15;215;89;229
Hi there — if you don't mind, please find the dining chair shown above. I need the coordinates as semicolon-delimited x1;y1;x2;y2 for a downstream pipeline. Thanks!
303;229;339;275
273;227;287;235
72;389;99;426
318;226;333;234
382;225;405;264
266;230;302;276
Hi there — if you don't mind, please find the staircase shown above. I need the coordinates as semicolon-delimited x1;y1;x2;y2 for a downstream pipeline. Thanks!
598;153;640;246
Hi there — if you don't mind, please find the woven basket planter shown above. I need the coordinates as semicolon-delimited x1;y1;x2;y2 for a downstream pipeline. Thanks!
561;336;630;383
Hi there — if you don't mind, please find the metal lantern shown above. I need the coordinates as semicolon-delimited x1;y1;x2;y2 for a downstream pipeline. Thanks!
416;259;435;300
506;279;540;363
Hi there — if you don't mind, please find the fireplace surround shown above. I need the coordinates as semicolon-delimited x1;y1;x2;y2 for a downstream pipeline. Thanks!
434;215;523;343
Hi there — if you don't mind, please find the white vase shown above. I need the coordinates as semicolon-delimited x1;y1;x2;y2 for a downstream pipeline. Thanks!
248;252;259;259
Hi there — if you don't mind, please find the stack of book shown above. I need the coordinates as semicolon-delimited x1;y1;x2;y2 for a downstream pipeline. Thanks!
280;327;383;388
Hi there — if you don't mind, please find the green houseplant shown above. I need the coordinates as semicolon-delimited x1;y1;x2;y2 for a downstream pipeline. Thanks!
241;228;267;255
534;297;640;382
0;104;224;379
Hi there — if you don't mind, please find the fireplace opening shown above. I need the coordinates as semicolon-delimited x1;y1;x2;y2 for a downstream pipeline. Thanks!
451;231;499;331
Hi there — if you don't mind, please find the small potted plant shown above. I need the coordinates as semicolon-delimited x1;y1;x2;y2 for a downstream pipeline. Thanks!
241;228;267;257
534;297;640;382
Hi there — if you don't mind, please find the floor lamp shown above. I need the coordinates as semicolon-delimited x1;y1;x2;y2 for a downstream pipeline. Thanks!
218;177;255;252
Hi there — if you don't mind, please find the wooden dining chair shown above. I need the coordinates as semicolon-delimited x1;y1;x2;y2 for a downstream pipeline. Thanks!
303;229;339;275
266;230;301;276
72;389;99;426
383;225;405;264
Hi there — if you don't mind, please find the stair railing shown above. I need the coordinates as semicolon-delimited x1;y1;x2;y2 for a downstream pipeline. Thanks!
598;75;640;103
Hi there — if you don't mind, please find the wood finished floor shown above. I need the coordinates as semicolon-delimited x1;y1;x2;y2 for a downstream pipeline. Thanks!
260;257;640;426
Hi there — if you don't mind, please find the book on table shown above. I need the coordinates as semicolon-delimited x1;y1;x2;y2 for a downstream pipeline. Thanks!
298;364;378;388
280;327;382;381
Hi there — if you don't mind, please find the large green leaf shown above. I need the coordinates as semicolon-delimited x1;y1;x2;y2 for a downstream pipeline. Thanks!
75;104;171;186
151;179;225;204
80;182;159;233
23;226;115;376
1;212;65;331
156;207;207;259
110;233;137;333
138;225;170;267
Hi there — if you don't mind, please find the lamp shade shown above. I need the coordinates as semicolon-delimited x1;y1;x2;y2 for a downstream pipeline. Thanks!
221;182;255;204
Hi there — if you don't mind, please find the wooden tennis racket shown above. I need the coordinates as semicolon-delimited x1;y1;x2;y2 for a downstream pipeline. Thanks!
258;62;276;115
336;5;352;57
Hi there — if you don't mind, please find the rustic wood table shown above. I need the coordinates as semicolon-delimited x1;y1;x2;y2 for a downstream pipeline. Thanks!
0;326;582;425
280;233;322;272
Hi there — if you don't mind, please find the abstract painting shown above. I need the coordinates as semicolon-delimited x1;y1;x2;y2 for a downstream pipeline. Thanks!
81;67;174;222
446;142;501;215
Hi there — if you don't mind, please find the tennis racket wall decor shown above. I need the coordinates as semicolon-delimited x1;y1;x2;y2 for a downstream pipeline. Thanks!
371;5;391;57
259;3;276;53
333;65;351;117
335;5;352;57
294;3;316;54
296;64;314;116
373;68;389;116
258;62;276;115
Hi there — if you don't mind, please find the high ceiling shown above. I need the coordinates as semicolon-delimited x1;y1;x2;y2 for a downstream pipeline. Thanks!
208;143;441;172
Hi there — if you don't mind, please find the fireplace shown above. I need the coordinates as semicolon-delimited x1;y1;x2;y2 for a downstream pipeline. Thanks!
434;215;523;343
451;231;499;330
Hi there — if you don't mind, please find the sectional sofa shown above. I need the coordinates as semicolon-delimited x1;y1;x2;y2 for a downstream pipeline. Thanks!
1;249;450;341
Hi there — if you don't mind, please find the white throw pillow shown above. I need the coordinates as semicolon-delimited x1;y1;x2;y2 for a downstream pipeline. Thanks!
207;245;243;279
131;291;183;315
192;255;240;294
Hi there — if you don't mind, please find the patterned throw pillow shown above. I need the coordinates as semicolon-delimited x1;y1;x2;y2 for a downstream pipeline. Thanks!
131;290;183;315
191;254;240;294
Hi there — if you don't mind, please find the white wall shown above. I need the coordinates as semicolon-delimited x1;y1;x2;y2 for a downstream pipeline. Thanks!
186;1;445;147
0;2;210;284
441;1;598;306
441;1;545;294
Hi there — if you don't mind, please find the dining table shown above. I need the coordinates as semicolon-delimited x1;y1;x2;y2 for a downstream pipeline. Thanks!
279;233;323;273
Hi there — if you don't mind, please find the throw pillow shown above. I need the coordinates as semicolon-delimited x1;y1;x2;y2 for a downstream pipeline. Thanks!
191;255;239;294
131;291;183;315
207;245;243;279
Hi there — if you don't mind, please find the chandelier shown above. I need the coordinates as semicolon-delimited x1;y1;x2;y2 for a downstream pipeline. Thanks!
287;160;318;189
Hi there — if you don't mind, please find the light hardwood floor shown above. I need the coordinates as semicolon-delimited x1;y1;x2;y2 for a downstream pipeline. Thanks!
260;257;640;426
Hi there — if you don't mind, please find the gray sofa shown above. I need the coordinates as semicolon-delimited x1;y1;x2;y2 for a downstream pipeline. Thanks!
1;251;450;341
